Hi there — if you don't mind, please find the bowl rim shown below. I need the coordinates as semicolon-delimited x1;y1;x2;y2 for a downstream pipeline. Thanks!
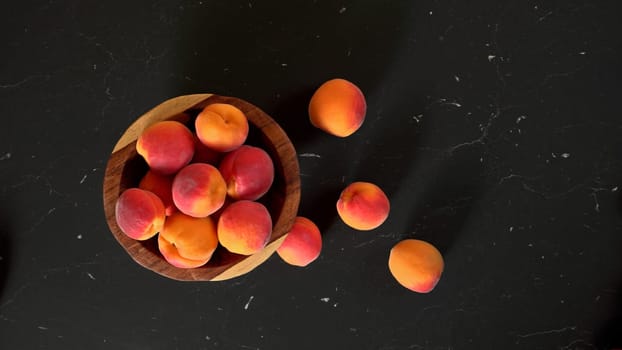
102;94;300;281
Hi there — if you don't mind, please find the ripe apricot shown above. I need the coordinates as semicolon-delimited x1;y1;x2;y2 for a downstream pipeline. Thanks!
219;145;274;201
388;239;444;293
217;200;272;255
195;103;249;152
158;212;219;268
308;78;366;137
337;182;390;231
172;163;227;218
115;188;165;240
136;121;194;175
276;217;322;267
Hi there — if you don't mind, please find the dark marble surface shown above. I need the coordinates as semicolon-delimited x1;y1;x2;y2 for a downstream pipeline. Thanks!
1;0;622;349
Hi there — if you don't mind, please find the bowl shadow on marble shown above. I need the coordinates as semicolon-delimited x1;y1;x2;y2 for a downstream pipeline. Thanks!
593;279;622;348
593;192;622;348
270;87;343;234
0;206;13;301
172;1;416;151
271;87;318;155
170;0;438;245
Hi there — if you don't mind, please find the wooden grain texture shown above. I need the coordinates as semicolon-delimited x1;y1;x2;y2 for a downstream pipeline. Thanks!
103;94;300;281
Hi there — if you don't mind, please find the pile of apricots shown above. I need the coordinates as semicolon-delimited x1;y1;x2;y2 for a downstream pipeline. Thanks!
115;78;444;293
116;102;280;268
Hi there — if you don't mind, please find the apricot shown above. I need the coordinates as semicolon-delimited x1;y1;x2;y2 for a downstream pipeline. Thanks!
217;200;272;255
308;78;367;137
172;163;227;218
115;188;165;240
276;217;322;267
138;170;176;216
219;145;274;201
191;134;223;165
158;212;219;268
388;239;444;293
195;103;249;152
136;121;194;175
336;182;390;231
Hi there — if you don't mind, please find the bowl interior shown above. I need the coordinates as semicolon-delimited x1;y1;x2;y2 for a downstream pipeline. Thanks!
103;94;300;281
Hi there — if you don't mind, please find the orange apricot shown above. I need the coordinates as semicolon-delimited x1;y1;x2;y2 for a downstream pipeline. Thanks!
308;78;366;137
195;103;249;152
388;239;444;293
158;212;219;268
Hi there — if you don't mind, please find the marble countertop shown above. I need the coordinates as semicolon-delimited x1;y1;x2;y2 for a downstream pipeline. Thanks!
1;1;621;349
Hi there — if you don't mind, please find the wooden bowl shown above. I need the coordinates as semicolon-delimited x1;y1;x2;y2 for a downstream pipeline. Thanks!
102;94;300;281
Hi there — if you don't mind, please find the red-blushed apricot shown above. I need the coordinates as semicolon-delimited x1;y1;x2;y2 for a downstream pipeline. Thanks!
217;200;272;255
136;121;195;175
172;163;227;218
308;78;367;137
138;170;176;216
191;134;223;165
388;239;444;293
336;182;390;231
115;188;165;240
276;217;322;267
195;103;249;152
157;212;219;268
219;145;274;201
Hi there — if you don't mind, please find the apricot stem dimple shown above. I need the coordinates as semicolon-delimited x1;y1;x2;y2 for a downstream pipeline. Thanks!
216;112;228;124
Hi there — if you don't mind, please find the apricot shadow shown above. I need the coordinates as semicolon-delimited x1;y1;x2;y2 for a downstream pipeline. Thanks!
404;88;486;253
348;87;430;202
404;155;484;256
357;148;485;294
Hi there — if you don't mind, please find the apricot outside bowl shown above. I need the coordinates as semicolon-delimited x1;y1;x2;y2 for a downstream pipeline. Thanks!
103;94;300;281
